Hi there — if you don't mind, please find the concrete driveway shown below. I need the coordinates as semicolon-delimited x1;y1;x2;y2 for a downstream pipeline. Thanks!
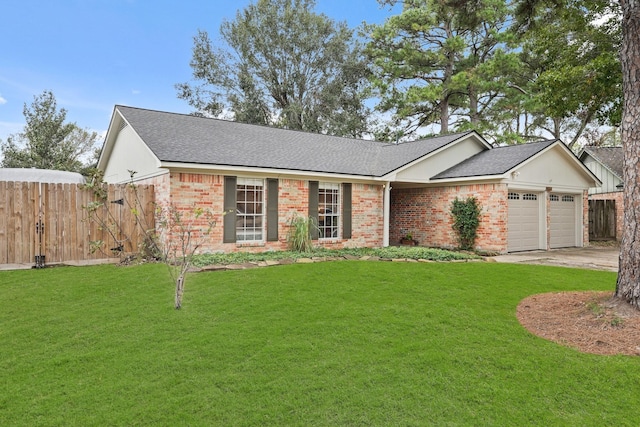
491;245;619;272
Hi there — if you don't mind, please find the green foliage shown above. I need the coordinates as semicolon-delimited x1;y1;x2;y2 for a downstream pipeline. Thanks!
176;0;371;137
0;90;99;172
514;0;621;147
365;0;621;146
286;214;315;252
365;0;516;138
191;245;477;267
451;196;482;251
2;262;635;425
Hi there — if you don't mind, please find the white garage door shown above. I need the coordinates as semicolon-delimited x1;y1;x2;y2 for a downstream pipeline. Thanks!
550;194;577;248
508;192;541;252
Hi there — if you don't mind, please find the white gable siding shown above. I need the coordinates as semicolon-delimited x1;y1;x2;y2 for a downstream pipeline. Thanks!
395;136;485;182
102;124;162;184
509;146;593;192
581;154;622;194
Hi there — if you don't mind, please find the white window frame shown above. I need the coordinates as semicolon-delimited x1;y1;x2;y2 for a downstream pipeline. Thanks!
318;182;340;240
236;178;264;242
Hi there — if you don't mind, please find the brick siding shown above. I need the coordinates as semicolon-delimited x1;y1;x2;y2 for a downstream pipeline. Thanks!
140;173;384;254
390;183;509;253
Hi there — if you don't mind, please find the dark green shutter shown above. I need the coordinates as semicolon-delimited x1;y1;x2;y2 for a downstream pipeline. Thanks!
267;178;279;241
342;183;352;239
308;181;319;240
223;176;237;243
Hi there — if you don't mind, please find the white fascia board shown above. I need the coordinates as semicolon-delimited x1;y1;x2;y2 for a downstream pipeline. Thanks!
160;162;382;185
117;109;163;169
97;106;162;172
96;107;121;171
428;174;507;185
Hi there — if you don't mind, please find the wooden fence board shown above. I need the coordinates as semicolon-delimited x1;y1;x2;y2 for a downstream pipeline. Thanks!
0;182;6;263
588;199;616;241
0;182;155;266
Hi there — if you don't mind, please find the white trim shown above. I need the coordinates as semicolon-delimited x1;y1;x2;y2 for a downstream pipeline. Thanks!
98;107;162;172
236;177;266;243
160;162;382;184
318;182;341;240
383;182;391;247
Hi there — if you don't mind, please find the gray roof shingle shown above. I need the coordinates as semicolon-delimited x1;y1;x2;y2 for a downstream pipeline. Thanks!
582;146;623;179
431;139;557;179
116;106;474;177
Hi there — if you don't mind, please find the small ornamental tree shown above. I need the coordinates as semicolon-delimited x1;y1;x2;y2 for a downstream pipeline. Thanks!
156;204;215;309
451;197;482;251
82;171;215;309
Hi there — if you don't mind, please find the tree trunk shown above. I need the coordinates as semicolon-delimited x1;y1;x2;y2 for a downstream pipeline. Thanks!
440;21;454;135
468;84;479;125
616;0;640;309
175;275;185;310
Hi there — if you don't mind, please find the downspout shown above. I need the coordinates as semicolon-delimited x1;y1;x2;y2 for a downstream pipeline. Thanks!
383;182;391;247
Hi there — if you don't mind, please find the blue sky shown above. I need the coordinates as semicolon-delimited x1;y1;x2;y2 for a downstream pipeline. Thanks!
0;0;398;143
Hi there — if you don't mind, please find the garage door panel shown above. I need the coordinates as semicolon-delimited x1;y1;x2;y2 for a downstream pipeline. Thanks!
508;192;540;252
550;194;576;248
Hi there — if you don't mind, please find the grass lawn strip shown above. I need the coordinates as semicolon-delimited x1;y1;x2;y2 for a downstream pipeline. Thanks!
1;262;637;426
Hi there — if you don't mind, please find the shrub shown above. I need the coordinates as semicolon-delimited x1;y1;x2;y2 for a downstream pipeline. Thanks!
451;197;482;251
287;214;315;252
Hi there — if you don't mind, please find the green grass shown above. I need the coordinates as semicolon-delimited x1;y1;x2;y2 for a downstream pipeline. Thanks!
1;261;637;426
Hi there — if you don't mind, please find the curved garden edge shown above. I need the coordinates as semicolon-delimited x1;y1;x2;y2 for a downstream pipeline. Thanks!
517;291;640;357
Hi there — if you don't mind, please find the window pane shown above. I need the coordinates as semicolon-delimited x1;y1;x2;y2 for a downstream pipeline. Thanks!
318;183;340;239
236;178;264;241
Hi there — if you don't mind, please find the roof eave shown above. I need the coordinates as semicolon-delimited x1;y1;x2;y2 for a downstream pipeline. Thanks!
159;161;384;183
579;147;622;181
96;106;122;171
429;174;506;184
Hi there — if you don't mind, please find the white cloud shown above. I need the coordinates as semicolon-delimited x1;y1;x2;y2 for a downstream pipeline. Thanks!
0;95;7;105
132;89;141;95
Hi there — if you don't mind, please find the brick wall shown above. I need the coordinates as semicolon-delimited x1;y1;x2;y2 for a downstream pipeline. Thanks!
390;183;508;253
149;173;384;254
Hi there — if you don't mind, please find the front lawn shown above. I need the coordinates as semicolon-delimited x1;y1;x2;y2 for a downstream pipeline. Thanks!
1;261;637;426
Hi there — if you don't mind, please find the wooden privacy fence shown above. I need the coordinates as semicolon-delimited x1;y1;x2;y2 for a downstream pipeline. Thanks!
588;199;616;241
0;181;155;266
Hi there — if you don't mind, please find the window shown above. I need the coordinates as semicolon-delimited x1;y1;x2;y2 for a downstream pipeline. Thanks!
508;192;520;200
318;182;340;239
523;193;537;201
550;194;559;202
236;178;264;241
562;195;574;202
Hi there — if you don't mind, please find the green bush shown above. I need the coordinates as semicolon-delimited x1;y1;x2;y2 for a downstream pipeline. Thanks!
451;197;482;251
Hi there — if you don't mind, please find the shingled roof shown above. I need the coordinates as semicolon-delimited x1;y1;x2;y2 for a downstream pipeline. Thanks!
581;146;623;179
432;139;557;179
116;106;477;177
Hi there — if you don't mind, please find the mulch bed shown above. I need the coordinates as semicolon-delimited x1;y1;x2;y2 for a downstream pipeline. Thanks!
517;291;640;356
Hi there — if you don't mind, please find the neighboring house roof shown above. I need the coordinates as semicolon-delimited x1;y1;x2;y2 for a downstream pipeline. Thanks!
113;106;479;177
0;168;85;184
580;146;623;179
432;140;557;179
